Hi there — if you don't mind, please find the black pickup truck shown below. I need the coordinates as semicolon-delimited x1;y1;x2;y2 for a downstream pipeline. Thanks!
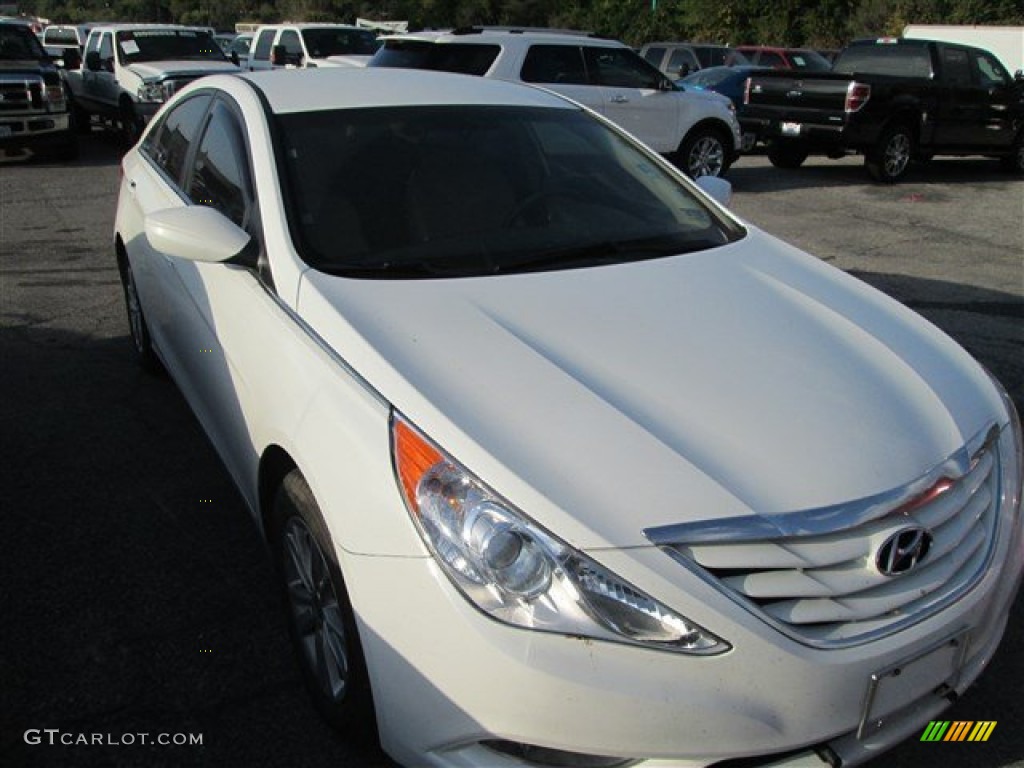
742;37;1024;182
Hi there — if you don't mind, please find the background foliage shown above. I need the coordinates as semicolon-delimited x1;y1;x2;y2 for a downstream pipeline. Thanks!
17;0;1024;48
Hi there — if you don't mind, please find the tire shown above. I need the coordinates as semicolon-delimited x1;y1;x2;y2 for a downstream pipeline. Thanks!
55;134;79;162
677;127;731;178
866;123;914;183
999;132;1024;174
767;140;808;169
270;470;376;743
117;250;161;373
120;100;142;146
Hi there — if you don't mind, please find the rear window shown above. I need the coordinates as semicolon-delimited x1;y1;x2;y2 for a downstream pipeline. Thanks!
301;28;378;57
834;44;933;78
787;50;832;71
370;40;499;76
43;28;82;46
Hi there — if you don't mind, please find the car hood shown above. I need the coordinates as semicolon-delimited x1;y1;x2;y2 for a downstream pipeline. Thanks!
322;54;371;67
127;61;238;79
298;229;1003;549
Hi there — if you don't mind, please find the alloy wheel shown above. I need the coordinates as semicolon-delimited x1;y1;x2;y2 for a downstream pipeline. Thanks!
282;516;349;703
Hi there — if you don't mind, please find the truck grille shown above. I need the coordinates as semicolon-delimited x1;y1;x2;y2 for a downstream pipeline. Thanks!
0;80;42;113
645;427;1001;647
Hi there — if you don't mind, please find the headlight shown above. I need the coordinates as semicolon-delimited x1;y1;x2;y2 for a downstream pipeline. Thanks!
137;81;170;103
392;413;729;655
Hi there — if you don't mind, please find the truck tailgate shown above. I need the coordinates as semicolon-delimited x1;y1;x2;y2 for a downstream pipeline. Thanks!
744;72;853;126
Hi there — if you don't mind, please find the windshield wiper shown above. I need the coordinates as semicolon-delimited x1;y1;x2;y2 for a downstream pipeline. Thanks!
495;237;712;275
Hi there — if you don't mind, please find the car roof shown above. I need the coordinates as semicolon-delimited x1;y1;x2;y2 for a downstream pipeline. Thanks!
255;23;365;30
382;28;624;49
234;67;580;115
88;23;212;32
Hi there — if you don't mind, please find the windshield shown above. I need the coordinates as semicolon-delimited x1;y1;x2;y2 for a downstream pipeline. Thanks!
302;28;378;57
0;24;46;60
116;29;226;64
369;39;500;76
277;105;743;279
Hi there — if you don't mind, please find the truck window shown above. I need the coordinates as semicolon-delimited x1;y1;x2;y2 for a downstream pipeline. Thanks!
252;29;274;61
99;32;113;66
973;51;1008;87
642;46;665;67
666;48;698;76
833;45;933;78
941;48;971;87
521;45;588;85
279;30;302;59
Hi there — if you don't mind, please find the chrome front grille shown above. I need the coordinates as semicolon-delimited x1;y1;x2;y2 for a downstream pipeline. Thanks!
646;427;1002;647
0;80;42;113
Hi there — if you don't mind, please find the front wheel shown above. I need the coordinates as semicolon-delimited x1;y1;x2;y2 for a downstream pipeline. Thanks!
271;470;376;742
117;250;161;373
767;140;808;169
120;101;142;146
999;132;1024;174
676;127;731;178
866;123;914;183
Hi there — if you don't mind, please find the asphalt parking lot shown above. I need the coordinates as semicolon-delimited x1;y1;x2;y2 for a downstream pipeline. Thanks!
1;129;1022;768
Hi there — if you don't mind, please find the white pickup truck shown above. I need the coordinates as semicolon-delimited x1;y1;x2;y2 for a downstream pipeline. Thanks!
64;24;238;142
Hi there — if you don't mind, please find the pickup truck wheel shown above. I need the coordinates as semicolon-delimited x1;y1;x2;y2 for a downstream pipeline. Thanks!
120;102;142;146
767;141;808;169
866;124;914;183
677;128;731;178
999;133;1024;174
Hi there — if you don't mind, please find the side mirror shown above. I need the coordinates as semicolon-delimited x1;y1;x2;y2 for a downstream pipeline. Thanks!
271;44;287;67
230;51;240;67
1015;69;1023;82
695;175;732;207
63;48;81;70
85;50;100;71
144;207;252;264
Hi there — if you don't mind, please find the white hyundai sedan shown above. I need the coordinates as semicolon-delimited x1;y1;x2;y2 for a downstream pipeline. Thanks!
114;68;1023;768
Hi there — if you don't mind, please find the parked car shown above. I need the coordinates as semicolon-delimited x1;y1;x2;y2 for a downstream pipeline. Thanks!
369;29;742;178
0;20;78;160
225;32;252;66
681;65;767;150
743;37;1024;181
640;41;750;79
41;23;93;58
248;23;378;70
114;65;1023;768
63;24;238;142
734;45;833;71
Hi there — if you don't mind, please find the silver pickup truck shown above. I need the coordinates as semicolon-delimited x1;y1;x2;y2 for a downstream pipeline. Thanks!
64;24;238;143
1;20;78;161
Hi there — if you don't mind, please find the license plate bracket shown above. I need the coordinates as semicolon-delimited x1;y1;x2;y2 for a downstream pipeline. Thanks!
859;631;968;739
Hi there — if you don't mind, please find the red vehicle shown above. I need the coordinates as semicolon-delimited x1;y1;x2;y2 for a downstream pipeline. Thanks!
734;45;832;71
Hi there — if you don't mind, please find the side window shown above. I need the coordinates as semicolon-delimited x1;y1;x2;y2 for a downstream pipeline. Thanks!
84;32;100;56
280;30;302;59
98;32;113;68
187;100;251;227
642;46;665;67
521;45;588;85
252;29;274;61
941;48;971;86
758;51;786;69
146;95;212;187
585;47;662;89
666;48;698;77
973;51;1008;87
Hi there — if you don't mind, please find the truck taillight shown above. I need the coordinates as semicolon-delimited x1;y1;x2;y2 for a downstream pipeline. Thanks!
845;82;870;112
743;77;752;105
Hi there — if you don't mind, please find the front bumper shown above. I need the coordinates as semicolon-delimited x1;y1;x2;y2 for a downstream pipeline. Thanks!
343;501;1022;768
0;112;73;151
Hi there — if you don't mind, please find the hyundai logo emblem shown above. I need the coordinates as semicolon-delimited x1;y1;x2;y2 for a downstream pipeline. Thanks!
875;526;932;576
